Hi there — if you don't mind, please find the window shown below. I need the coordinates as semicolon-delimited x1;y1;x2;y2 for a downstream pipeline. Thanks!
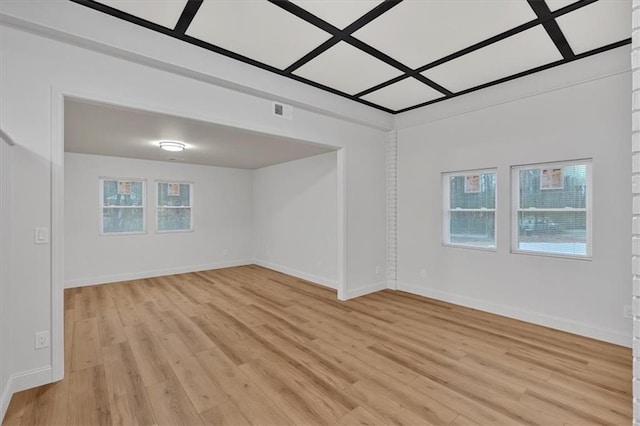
443;169;497;249
156;181;193;232
99;178;146;234
512;159;592;258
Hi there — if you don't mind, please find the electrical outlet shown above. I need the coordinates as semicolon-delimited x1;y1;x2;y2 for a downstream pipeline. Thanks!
624;305;633;319
34;227;49;244
34;331;49;350
222;248;229;256
420;269;427;278
375;265;381;274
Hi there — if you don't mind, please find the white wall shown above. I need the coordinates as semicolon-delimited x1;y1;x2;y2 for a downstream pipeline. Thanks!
65;153;253;287
0;15;387;394
253;152;338;288
0;136;13;420
396;70;632;346
631;1;639;420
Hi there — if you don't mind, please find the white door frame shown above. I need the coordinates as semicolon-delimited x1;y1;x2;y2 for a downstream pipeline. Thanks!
0;130;15;420
50;87;348;380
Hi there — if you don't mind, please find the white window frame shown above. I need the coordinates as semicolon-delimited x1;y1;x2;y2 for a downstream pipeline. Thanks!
442;168;497;251
99;177;147;236
511;159;592;260
156;180;194;234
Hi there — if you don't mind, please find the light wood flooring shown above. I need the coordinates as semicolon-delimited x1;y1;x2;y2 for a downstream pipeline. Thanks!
3;265;632;425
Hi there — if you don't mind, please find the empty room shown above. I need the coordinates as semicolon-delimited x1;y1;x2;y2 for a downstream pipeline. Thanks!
0;0;635;425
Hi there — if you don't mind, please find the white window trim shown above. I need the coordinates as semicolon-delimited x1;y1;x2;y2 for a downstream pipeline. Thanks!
511;159;592;260
442;168;498;251
99;177;147;236
155;180;194;234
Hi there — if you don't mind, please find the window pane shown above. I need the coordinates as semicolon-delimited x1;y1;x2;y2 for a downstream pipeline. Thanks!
158;208;191;231
103;180;144;207
517;211;586;256
158;183;191;207
102;208;144;233
449;173;496;209
519;165;586;209
449;211;495;247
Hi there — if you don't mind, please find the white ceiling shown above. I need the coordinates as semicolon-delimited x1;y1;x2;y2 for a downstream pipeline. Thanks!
81;0;632;113
422;25;563;93
186;0;331;69
556;0;632;54
361;77;444;111
290;0;383;29
64;98;336;169
293;41;402;95
352;0;537;68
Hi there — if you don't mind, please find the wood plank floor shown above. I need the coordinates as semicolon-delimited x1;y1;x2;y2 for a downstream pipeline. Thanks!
3;265;632;425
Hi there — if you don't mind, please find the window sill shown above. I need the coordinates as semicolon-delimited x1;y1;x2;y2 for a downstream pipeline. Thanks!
442;243;497;252
510;249;592;261
99;231;146;236
155;229;194;234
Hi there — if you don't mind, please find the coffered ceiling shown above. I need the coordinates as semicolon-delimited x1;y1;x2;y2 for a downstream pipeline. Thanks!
71;0;631;114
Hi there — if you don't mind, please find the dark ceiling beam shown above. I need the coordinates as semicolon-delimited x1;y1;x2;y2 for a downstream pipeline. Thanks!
267;0;342;35
71;0;177;36
275;0;404;73
174;0;203;34
345;36;453;96
355;74;411;98
551;0;599;18
414;20;540;75
284;40;342;74
527;0;574;59
271;0;451;96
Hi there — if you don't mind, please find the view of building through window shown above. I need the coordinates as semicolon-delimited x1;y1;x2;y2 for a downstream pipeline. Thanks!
514;161;590;257
444;170;497;249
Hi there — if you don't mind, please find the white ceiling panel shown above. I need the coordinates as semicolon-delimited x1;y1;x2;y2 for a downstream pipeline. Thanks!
186;0;332;70
352;0;537;69
95;0;188;29
361;77;443;111
290;0;383;29
545;0;579;12
556;0;631;54
294;41;402;95
422;25;563;93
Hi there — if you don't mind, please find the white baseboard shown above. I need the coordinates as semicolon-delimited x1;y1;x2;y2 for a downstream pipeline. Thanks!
253;259;337;289
397;282;631;347
0;378;11;423
345;280;387;300
1;366;52;422
64;259;253;288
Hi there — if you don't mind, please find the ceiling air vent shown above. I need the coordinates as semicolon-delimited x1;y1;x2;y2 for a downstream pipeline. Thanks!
272;102;293;120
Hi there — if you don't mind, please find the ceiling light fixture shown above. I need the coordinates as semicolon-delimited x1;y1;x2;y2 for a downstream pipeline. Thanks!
159;141;186;152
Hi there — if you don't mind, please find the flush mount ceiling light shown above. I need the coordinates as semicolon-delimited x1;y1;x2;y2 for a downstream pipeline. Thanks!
159;141;186;152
